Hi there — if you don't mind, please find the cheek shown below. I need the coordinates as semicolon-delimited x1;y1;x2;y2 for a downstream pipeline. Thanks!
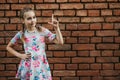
25;20;31;24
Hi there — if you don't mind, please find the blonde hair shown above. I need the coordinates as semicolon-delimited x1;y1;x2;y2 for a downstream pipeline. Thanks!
20;7;42;43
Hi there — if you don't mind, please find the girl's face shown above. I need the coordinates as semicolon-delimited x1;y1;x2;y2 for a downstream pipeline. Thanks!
23;11;37;28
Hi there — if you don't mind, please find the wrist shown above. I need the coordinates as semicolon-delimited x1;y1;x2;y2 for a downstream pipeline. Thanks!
54;27;59;31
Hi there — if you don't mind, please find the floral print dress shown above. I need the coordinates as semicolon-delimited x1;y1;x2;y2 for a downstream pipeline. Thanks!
10;28;56;80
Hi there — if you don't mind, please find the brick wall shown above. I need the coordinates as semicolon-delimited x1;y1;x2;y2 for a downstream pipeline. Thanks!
0;0;120;80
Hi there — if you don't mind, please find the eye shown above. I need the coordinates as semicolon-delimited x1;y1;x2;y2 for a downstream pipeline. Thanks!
27;17;32;20
33;16;36;19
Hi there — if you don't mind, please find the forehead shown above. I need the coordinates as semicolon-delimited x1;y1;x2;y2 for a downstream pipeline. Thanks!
24;11;35;18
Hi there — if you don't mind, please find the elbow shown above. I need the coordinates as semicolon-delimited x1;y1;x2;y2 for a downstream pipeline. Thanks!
6;45;9;51
58;40;64;45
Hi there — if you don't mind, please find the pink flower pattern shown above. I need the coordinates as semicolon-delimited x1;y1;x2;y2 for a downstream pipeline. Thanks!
11;29;56;80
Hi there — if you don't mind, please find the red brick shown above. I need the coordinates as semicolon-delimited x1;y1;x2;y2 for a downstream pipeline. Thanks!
88;10;100;16
66;37;77;43
90;23;102;30
101;10;112;16
60;3;83;9
0;51;6;57
63;10;75;16
0;18;9;23
96;57;119;63
73;44;95;50
0;71;16;76
109;3;120;9
91;37;102;43
54;10;63;16
115;37;120;43
103;64;114;69
11;4;34;10
0;11;4;16
0;64;5;70
103;37;114;43
105;17;120;22
81;17;104;23
90;64;101;69
62;77;79;80
79;64;89;69
6;64;17;70
72;31;94;37
35;10;41;16
42;10;53;16
107;0;118;2
0;38;5;44
0;0;6;3
0;4;10;10
0;77;6;80
69;0;80;2
0;58;20;63
59;17;79;23
114;51;120;56
115;23;120;29
7;0;18;3
115;63;120;69
65;51;76;57
67;64;78;70
53;51;64;57
72;57;95;63
114;9;120;16
0;24;4;30
66;24;78;30
54;64;65;69
77;70;99;76
92;77;104;80
36;4;59;9
61;31;71;36
10;18;21;23
94;0;105;2
78;51;89;56
100;70;119;76
77;10;87;16
97;44;119;50
48;58;70;63
90;50;101;56
44;0;55;2
19;0;32;3
31;0;43;3
0;45;6;50
96;30;118;36
5;11;16;17
5;24;17;30
101;51;113;56
48;44;71;50
81;0;93;2
38;17;51;23
85;3;108;9
103;23;113;29
102;77;119;80
53;70;75;76
79;37;90;43
77;24;89;30
56;0;67;3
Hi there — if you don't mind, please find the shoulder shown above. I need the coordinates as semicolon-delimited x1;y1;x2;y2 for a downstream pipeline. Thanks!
41;26;48;32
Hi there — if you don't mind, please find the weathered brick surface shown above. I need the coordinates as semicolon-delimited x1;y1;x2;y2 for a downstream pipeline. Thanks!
1;0;120;80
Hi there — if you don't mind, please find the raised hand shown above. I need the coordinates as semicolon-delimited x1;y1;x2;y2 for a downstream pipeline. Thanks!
48;14;59;29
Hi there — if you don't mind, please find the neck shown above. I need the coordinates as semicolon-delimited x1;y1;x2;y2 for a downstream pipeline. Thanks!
27;26;36;32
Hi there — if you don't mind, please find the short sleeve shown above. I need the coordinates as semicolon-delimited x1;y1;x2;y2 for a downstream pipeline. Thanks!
44;29;56;41
10;31;22;44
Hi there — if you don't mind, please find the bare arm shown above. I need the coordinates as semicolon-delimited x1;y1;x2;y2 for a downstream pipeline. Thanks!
48;14;64;45
6;42;30;60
